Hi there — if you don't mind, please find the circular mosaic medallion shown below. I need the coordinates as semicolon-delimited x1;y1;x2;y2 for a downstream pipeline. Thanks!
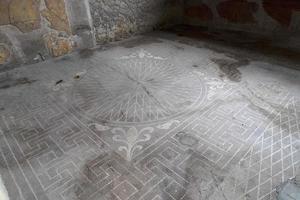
72;49;206;125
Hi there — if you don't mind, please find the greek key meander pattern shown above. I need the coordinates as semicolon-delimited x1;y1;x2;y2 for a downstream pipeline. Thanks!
0;49;299;200
0;89;299;200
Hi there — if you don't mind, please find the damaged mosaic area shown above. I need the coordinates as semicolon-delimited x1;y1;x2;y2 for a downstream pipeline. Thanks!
0;35;299;200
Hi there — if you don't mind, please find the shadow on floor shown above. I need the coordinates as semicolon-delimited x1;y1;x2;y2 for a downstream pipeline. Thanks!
166;25;300;69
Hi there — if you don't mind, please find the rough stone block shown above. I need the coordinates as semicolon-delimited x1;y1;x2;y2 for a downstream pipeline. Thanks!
0;1;10;26
0;44;10;65
9;0;41;32
44;32;73;57
42;0;71;34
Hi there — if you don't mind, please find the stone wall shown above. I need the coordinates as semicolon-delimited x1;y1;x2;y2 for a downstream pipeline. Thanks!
184;0;300;35
89;0;183;43
0;0;95;71
0;0;183;70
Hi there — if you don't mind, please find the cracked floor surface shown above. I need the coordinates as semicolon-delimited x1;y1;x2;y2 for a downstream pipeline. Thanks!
0;32;299;200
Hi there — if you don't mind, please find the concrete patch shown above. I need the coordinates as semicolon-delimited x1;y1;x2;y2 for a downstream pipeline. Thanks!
0;176;9;200
276;178;300;200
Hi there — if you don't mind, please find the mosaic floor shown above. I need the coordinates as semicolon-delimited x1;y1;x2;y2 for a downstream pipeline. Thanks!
0;33;299;200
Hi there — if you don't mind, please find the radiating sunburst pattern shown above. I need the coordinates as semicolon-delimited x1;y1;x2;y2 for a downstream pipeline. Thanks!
72;49;206;125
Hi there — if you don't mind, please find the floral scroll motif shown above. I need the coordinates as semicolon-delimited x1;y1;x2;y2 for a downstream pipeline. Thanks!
112;126;153;161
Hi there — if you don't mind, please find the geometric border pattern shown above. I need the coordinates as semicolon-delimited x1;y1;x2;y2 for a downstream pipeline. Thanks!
0;49;299;200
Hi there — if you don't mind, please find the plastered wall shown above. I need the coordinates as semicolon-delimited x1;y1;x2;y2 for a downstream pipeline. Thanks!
184;0;300;35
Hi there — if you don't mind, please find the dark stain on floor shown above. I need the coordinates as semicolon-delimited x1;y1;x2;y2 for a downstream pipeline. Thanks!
121;37;163;48
0;77;37;90
174;45;185;50
176;131;199;147
168;25;300;69
79;48;95;59
56;55;72;62
55;80;64;85
211;58;249;82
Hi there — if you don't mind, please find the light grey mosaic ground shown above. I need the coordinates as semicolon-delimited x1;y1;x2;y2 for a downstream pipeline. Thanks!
0;32;299;200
